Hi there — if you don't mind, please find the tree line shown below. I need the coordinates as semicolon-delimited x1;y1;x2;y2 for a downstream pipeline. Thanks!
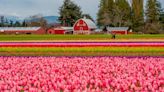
0;16;22;27
98;0;164;34
59;0;164;34
0;15;47;28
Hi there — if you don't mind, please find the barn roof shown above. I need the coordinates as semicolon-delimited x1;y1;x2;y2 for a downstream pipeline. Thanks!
61;27;73;30
73;17;97;29
53;27;73;32
53;27;65;30
107;27;129;31
0;27;41;32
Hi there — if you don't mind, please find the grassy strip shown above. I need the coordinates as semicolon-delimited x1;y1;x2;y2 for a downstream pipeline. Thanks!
0;47;163;56
0;34;164;41
0;47;164;52
0;52;163;56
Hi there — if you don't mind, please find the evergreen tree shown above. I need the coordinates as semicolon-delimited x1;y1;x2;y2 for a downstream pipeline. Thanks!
82;14;94;22
145;0;162;34
114;0;131;27
22;20;27;27
9;20;13;27
59;0;82;26
97;0;115;27
14;21;21;27
145;0;161;23
159;12;164;24
132;0;144;32
97;0;106;26
0;16;5;27
4;18;9;27
159;11;164;33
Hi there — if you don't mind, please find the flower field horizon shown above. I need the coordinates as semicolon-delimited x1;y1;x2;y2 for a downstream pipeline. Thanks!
0;56;163;91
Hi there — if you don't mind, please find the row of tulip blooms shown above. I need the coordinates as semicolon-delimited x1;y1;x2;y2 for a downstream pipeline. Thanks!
0;42;164;47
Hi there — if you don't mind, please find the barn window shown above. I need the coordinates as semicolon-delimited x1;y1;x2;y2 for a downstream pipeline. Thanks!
77;23;80;26
77;22;85;26
83;23;86;26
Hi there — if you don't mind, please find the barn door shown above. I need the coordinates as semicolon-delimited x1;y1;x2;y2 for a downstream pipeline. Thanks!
80;27;83;31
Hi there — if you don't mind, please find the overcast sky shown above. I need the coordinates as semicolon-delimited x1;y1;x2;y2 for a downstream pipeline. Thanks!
0;0;164;20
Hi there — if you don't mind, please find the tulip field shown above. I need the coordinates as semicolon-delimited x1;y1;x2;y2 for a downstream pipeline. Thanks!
0;34;163;91
0;57;163;92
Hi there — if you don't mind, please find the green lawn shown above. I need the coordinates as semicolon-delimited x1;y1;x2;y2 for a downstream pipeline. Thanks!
0;47;163;56
0;34;163;41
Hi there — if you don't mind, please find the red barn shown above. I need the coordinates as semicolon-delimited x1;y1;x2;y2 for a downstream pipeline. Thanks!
73;18;96;34
47;27;73;34
0;27;45;34
107;27;132;35
48;27;65;34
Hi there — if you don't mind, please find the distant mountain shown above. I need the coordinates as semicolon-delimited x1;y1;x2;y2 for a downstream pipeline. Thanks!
0;15;59;24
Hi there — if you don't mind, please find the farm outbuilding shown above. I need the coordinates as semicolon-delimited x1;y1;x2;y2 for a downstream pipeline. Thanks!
73;18;97;34
107;27;132;35
47;27;73;34
0;27;45;35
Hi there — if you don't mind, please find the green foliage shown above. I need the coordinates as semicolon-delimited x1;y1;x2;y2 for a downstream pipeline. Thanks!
159;12;164;33
0;16;5;27
145;0;162;34
0;16;23;27
22;20;28;27
132;0;144;32
96;0;163;34
97;0;115;26
59;0;82;26
146;0;161;23
13;21;21;27
114;0;131;27
97;0;131;27
82;14;94;22
9;20;14;27
144;23;161;34
0;16;11;27
159;12;164;23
